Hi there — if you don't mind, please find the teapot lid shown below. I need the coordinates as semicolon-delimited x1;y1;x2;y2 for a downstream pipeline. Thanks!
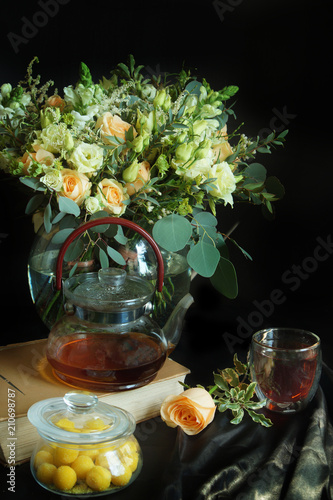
27;391;136;445
64;267;155;313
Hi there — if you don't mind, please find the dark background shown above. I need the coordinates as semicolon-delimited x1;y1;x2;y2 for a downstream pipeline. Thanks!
0;0;332;367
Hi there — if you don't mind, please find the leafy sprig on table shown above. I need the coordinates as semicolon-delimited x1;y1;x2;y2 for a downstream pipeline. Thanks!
183;354;273;427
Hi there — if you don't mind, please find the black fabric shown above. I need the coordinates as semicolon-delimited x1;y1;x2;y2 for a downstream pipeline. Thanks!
158;365;333;500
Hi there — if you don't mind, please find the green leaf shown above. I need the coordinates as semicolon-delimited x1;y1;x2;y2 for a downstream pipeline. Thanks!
89;210;110;233
210;256;238;299
114;225;128;245
64;238;84;263
106;246;126;266
213;373;229;391
20;177;45;191
233;354;247;375
193;211;218;227
187;241;220;277
58;197;81;217
25;194;44;215
246;410;273;427
44;203;52;234
152;214;192;252
265;176;285;199
230;408;244;425
244;382;257;402
243;163;267;183
51;228;75;245
221;368;239;387
99;247;109;268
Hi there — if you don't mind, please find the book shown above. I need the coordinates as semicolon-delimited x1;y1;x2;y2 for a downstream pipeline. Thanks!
0;339;190;465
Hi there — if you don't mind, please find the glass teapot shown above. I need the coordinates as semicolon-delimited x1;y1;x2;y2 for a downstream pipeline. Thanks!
46;217;170;392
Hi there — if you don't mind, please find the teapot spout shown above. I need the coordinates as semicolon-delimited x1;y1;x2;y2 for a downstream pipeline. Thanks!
162;293;194;352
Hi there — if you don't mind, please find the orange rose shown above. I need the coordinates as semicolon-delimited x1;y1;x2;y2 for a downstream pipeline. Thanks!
96;112;136;143
97;178;129;215
124;161;151;196
19;145;55;174
160;387;216;435
45;95;66;112
59;169;91;206
212;125;233;163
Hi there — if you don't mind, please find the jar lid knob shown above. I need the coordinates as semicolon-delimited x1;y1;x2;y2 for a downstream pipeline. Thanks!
63;392;98;413
98;268;126;288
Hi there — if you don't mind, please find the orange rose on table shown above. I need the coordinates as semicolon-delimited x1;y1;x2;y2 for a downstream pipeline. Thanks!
59;169;91;206
97;178;129;215
96;112;136;143
160;388;216;435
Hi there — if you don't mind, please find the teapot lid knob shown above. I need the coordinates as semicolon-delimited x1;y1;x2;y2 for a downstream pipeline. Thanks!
98;268;126;288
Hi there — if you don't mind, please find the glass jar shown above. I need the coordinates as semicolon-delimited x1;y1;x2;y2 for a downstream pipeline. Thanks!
27;391;142;496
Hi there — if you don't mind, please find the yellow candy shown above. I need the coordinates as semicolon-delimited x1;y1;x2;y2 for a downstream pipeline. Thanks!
34;450;54;469
84;417;110;431
36;463;57;485
78;449;99;460
53;465;77;491
71;455;94;480
111;464;132;487
86;465;111;492
54;446;79;466
119;440;139;472
55;418;76;431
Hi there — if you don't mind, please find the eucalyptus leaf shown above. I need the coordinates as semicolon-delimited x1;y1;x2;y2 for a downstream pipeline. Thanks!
243;163;267;183
152;214;192;252
210;256;238;299
20;177;45;192
51;228;75;245
187;241;220;278
99;247;109;268
193;211;218;227
114;225;128;245
58;196;81;217
107;246;126;266
64;239;85;263
89;210;110;233
43;203;52;234
25;194;45;215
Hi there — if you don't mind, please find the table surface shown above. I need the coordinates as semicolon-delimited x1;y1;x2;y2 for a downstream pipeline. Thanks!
1;283;333;500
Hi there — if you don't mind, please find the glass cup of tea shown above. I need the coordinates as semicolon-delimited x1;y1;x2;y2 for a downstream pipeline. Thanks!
249;328;322;413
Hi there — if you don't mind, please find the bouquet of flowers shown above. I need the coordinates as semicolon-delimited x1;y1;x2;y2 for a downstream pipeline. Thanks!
0;56;286;310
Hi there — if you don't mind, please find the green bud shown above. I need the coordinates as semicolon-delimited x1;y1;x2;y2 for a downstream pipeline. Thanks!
175;143;194;163
154;154;169;175
123;159;140;183
153;89;166;108
131;135;144;153
162;95;171;112
195;139;212;159
193;119;207;136
63;130;74;151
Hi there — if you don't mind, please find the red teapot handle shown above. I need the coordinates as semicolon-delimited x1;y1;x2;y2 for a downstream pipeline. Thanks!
55;217;164;292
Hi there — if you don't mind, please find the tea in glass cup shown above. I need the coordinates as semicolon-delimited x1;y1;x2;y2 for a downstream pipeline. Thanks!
249;328;322;413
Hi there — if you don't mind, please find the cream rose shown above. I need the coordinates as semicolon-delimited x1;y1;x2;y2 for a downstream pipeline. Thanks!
97;178;129;215
69;142;104;175
207;161;236;206
124;161;151;196
40;168;63;191
160;388;216;435
96;112;135;143
59;168;91;206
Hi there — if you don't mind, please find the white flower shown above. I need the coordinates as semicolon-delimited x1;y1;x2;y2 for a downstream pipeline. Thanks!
69;142;104;175
40;168;63;191
39;123;74;154
176;158;212;182
207;162;236;206
85;196;101;214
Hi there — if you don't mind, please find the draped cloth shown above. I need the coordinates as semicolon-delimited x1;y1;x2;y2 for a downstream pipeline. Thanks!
158;364;333;500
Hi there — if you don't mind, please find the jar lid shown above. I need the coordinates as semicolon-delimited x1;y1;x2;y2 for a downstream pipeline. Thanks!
27;391;136;445
63;268;154;313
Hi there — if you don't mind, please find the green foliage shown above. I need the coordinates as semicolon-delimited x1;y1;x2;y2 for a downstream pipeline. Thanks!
208;354;273;427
